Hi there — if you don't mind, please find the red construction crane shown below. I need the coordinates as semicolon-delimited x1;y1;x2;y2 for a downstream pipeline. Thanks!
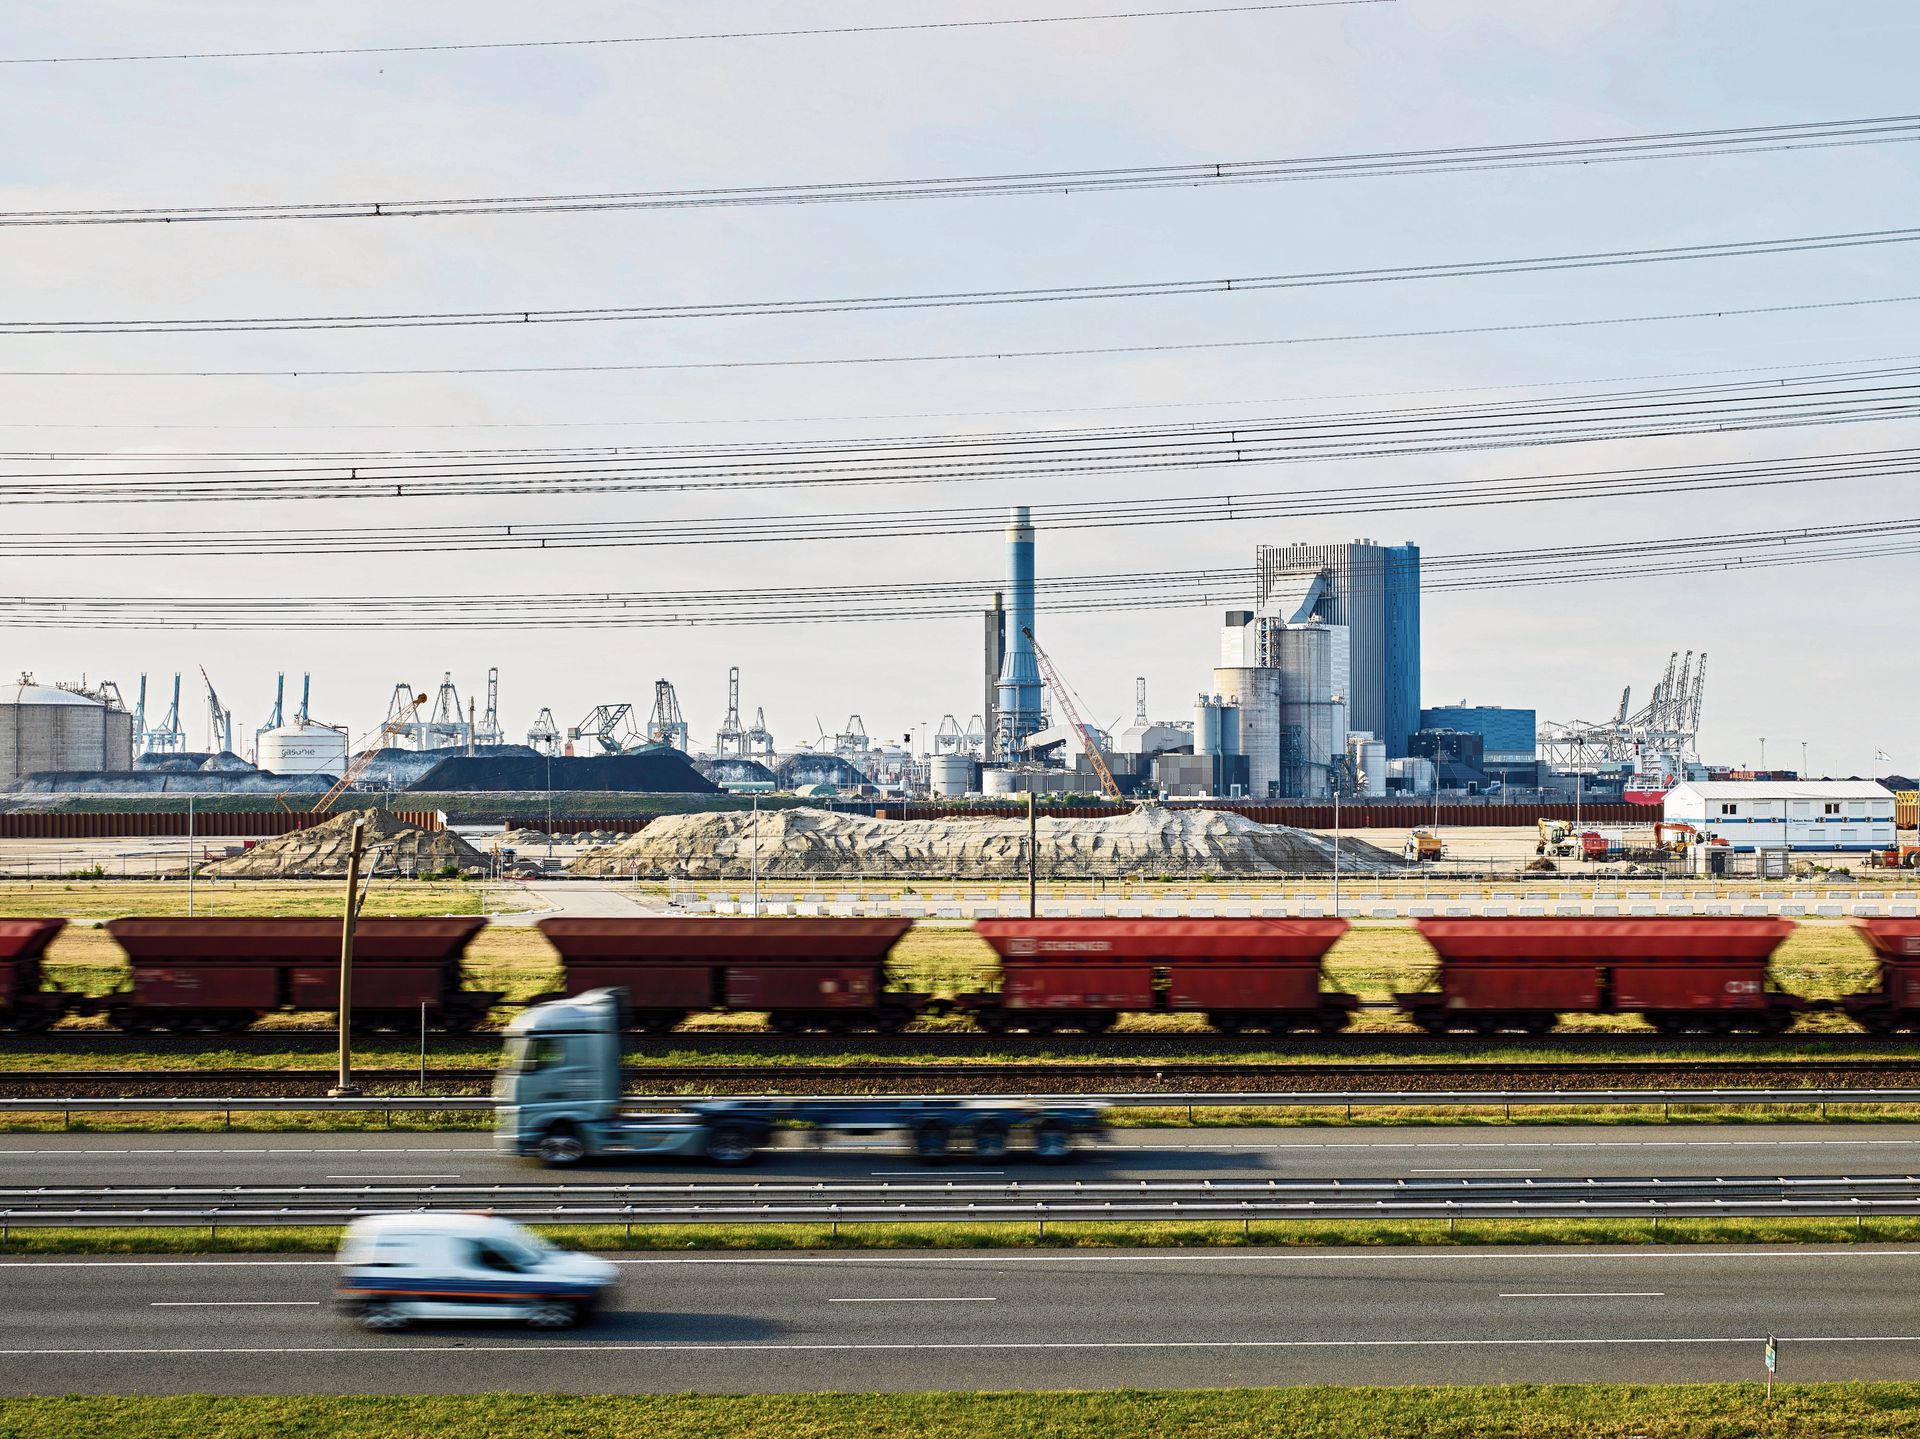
1021;627;1123;802
311;693;426;815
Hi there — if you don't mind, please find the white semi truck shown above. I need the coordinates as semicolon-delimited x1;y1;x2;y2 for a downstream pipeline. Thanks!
494;988;1108;1167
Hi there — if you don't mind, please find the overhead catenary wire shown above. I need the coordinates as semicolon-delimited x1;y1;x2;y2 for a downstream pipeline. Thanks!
2;445;1914;559
7;515;1918;629
3;366;1916;504
8;291;1914;380
6;114;1916;226
7;225;1920;336
0;2;1393;66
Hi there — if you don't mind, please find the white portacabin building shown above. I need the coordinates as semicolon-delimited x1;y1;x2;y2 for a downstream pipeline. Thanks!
1663;781;1895;854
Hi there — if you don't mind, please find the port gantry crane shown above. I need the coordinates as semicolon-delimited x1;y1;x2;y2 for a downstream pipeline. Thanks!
1020;626;1123;802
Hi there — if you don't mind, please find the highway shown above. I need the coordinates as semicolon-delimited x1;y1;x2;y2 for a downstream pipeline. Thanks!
3;1245;1919;1393
9;1123;1920;1187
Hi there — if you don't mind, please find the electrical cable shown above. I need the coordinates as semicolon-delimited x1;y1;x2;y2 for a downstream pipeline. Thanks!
7;114;1915;226
0;3;1394;66
7;225;1919;336
8;292;1912;379
2;444;1913;558
6;515;1915;628
2;366;1915;504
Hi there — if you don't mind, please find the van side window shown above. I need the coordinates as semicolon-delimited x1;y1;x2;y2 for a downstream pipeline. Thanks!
470;1242;525;1274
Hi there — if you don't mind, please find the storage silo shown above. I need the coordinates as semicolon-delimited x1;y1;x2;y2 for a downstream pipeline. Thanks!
1211;667;1282;798
1272;622;1349;798
0;680;135;785
929;753;974;797
257;721;350;776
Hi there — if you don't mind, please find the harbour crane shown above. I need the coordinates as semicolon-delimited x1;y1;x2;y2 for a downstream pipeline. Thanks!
1021;627;1123;802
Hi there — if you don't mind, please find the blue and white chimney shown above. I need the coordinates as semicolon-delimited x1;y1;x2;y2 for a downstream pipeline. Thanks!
994;505;1045;754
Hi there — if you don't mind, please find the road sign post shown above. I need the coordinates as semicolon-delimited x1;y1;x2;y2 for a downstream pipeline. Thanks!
1764;1334;1778;1400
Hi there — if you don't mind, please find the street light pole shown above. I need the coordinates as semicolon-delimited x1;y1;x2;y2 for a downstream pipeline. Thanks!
185;795;196;916
749;790;760;918
1028;789;1038;919
329;816;368;1098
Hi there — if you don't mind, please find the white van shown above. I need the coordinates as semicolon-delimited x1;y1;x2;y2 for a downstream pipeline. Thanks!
334;1213;619;1332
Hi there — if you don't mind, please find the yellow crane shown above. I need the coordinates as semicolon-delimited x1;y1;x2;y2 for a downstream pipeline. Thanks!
1021;626;1123;803
311;693;426;815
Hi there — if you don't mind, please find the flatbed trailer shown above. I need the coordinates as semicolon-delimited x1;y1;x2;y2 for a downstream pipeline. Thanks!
493;988;1105;1166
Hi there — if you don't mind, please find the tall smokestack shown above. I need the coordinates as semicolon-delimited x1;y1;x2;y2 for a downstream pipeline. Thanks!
994;506;1044;755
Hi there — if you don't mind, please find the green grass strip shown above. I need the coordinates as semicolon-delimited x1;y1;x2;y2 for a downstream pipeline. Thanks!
11;1214;1920;1256
3;1386;1920;1438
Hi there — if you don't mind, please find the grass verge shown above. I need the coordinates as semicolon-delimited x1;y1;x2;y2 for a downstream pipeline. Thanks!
3;1386;1919;1438
9;1214;1920;1257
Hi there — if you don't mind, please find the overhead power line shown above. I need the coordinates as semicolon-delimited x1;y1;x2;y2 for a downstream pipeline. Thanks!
10;226;1918;336
6;514;1915;628
5;366;1916;504
10;346;1916;435
7;114;1915;226
8;292;1913;380
2;444;1912;559
0;3;1392;66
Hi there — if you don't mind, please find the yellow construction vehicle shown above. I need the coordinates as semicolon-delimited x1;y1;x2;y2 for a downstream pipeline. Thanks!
1536;818;1580;858
1403;827;1444;862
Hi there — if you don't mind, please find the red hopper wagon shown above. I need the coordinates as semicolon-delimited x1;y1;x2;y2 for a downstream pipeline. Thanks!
1838;918;1920;1034
0;918;80;1033
962;918;1356;1035
100;917;496;1034
1398;917;1800;1035
537;917;925;1034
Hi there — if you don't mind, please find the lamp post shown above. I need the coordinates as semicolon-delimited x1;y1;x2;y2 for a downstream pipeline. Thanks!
185;795;196;916
749;790;760;918
329;816;368;1098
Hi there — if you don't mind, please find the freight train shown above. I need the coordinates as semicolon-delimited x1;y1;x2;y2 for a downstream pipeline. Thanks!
4;913;1920;1039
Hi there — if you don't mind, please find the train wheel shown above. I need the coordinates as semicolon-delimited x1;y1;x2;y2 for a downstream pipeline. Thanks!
1857;1011;1899;1036
107;1007;154;1034
768;1014;804;1035
1472;1018;1500;1037
1077;1014;1117;1035
1414;1013;1451;1036
437;1008;481;1036
1209;1014;1246;1036
971;1007;1009;1035
1522;1014;1556;1036
1315;1008;1354;1035
1024;1018;1059;1036
5;1007;54;1035
870;1005;912;1035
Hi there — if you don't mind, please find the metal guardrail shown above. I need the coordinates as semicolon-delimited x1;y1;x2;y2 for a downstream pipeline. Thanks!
7;1088;1920;1117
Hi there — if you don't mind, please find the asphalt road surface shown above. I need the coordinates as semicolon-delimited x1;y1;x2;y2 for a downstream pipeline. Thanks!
8;1123;1920;1187
3;1245;1919;1393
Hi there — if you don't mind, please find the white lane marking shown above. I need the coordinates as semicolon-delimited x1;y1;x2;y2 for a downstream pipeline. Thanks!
1499;1292;1664;1299
4;1333;1918;1356
870;1171;1004;1178
149;1301;321;1307
827;1297;998;1303
323;1174;463;1181
1410;1168;1544;1173
1112;1138;1920;1152
12;1247;1920;1271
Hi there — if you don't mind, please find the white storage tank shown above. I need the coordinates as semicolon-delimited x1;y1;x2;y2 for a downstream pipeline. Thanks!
0;680;134;785
257;721;349;776
929;753;974;797
982;766;1018;795
1388;756;1436;795
1348;735;1387;797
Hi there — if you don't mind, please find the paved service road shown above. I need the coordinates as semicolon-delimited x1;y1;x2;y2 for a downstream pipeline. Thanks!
3;1245;1919;1394
8;1124;1920;1188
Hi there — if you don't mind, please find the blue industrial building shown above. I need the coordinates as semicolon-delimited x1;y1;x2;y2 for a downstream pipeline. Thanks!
1383;544;1421;759
1419;705;1537;762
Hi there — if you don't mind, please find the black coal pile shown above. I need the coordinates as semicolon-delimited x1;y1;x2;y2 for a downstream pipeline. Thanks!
409;749;716;794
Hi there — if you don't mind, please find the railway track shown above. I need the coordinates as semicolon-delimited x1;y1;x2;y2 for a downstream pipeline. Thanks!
13;1058;1920;1099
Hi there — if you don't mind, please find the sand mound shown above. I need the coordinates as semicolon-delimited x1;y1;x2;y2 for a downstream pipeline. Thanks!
569;804;1399;879
202;810;491;878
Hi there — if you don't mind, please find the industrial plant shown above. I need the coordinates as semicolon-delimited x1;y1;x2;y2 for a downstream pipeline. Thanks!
0;506;1829;812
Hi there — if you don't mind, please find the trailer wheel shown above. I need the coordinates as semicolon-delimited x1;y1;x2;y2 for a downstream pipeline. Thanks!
913;1121;953;1164
1031;1120;1073;1164
971;1120;1010;1160
535;1124;586;1168
705;1125;760;1167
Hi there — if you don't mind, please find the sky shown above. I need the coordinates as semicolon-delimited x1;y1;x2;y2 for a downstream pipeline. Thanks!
0;0;1916;774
